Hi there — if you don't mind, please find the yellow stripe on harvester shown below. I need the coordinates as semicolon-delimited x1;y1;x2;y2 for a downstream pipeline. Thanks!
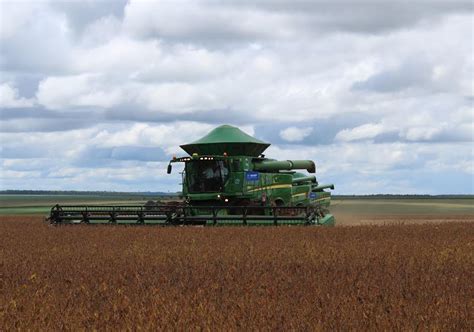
291;192;307;198
247;184;292;193
290;194;331;201
313;197;330;202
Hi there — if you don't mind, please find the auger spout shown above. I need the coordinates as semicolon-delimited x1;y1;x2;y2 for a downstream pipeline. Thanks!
312;184;335;191
254;160;316;173
292;175;317;184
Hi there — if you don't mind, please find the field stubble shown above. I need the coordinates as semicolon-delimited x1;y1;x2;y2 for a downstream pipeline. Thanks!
1;216;473;330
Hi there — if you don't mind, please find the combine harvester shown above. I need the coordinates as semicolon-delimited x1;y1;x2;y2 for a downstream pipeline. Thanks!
49;125;335;226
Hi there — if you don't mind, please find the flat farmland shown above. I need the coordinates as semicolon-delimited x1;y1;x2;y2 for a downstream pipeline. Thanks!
0;216;473;330
1;197;473;329
0;194;156;215
331;198;474;225
1;195;473;225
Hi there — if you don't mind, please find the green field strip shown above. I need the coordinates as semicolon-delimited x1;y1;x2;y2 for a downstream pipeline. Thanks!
1;196;473;217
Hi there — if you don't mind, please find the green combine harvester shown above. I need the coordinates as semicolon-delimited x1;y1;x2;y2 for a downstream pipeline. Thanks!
49;125;335;226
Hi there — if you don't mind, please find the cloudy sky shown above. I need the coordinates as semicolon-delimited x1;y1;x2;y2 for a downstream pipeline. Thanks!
0;0;473;194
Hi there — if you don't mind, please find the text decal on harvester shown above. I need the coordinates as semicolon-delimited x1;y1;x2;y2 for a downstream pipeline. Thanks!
245;171;260;181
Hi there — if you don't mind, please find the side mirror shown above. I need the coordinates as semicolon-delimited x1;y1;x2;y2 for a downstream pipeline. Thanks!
167;164;172;174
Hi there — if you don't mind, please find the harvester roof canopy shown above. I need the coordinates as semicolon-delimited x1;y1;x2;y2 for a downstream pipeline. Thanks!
180;125;270;157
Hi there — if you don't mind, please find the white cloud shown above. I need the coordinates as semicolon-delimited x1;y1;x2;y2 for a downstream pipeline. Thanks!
266;141;473;194
0;1;73;72
80;15;122;46
0;1;473;193
280;126;313;142
335;123;387;142
0;1;42;40
121;0;472;42
402;126;444;141
36;74;124;109
122;0;294;42
0;83;35;108
92;122;216;151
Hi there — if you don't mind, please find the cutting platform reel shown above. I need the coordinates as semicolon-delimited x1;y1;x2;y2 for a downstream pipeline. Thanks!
48;204;335;226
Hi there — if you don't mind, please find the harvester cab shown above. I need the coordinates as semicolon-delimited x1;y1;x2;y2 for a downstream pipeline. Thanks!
49;125;335;226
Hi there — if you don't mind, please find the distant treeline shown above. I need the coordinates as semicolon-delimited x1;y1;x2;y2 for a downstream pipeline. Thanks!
0;190;179;198
333;194;473;199
1;190;471;199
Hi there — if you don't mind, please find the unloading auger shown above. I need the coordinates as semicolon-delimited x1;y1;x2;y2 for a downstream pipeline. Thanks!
48;125;335;226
